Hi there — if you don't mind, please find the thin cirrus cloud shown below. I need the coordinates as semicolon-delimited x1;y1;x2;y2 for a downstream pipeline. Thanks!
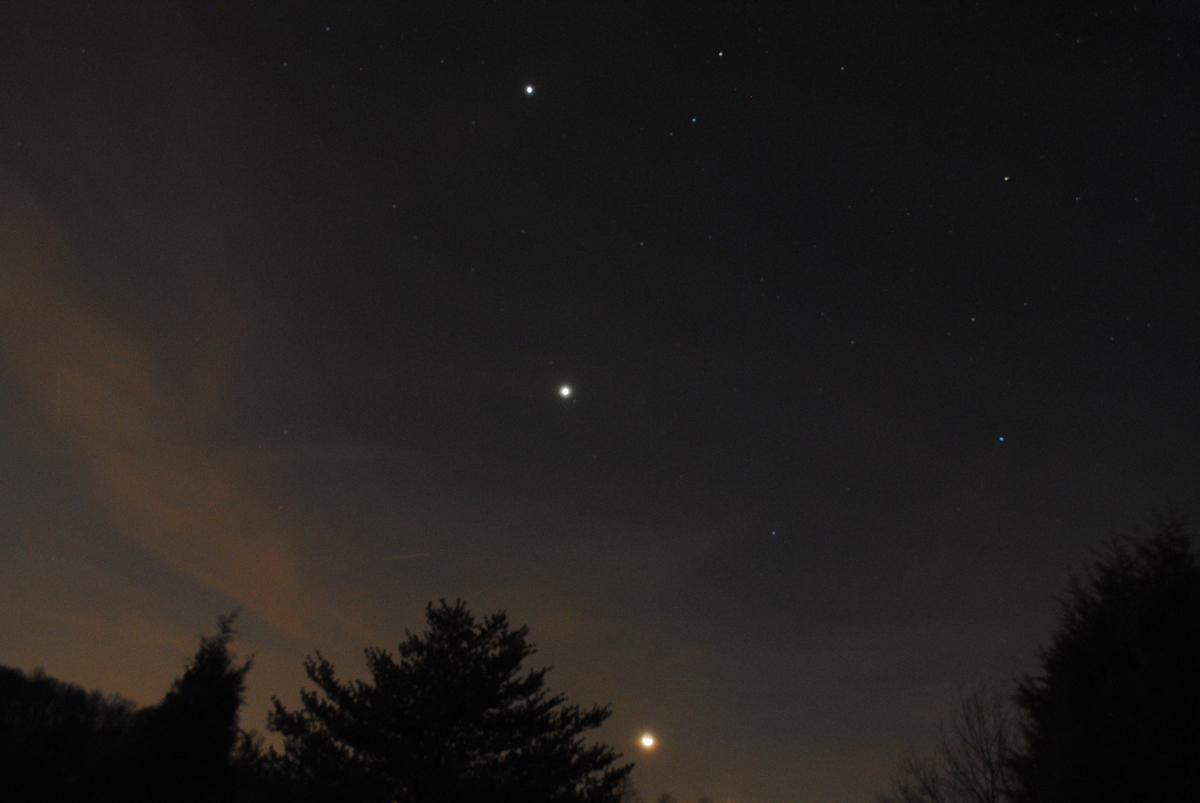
0;185;314;641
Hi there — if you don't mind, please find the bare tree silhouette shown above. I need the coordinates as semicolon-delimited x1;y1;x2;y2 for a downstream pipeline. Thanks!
877;685;1018;803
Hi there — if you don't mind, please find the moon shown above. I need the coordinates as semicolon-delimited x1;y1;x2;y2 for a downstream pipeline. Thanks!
559;385;572;398
640;732;655;749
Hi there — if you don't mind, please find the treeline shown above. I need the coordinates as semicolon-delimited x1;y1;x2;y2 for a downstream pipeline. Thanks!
7;517;1194;802
1;603;631;803
876;517;1200;803
0;614;262;801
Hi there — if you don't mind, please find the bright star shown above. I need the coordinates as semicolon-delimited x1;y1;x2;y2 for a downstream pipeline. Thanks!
559;385;571;398
526;85;534;95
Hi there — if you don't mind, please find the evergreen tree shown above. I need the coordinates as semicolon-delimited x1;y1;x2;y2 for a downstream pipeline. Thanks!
269;600;633;803
137;612;253;801
1012;519;1200;801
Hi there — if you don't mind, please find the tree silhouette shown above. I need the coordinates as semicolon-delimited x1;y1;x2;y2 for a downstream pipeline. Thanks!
1012;518;1200;802
0;613;255;801
876;684;1017;803
135;612;254;801
0;665;136;801
268;599;633;803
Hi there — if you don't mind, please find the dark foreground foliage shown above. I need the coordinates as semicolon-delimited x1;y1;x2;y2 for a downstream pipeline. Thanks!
0;663;136;801
0;613;254;802
268;599;633;803
1012;518;1200;802
877;517;1200;803
1;603;630;803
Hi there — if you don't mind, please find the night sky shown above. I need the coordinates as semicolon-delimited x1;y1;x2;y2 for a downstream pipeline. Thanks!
1;3;1198;800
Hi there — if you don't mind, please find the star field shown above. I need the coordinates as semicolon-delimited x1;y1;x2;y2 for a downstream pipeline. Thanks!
0;3;1198;802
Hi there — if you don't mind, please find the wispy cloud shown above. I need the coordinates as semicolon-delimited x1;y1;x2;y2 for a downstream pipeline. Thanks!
0;185;311;638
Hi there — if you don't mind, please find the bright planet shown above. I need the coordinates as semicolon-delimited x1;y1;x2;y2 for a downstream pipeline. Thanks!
559;385;571;398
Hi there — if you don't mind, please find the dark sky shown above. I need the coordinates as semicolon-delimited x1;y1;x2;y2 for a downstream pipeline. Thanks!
1;2;1198;800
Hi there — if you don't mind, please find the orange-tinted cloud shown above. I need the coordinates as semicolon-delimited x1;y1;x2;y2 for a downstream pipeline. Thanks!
0;185;311;638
